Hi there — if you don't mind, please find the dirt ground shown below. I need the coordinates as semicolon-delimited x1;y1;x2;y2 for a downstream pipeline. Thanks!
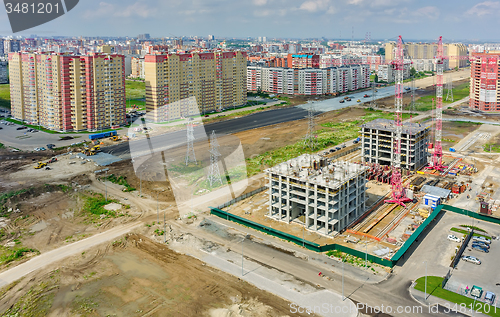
0;233;314;317
440;121;482;150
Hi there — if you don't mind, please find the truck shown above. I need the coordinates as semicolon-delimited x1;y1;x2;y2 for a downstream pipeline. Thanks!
88;130;117;140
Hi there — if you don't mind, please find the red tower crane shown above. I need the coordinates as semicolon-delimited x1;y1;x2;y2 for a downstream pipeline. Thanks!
426;36;447;171
385;35;411;207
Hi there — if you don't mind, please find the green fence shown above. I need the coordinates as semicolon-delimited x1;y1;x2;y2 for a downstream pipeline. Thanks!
210;207;396;267
210;204;500;269
442;204;500;224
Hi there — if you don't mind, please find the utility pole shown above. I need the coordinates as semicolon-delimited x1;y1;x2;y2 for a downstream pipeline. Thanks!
342;257;345;301
424;261;428;301
105;170;108;202
140;170;142;197
157;192;159;224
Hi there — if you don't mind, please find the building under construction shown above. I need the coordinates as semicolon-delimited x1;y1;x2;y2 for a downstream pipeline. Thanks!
361;118;430;171
266;154;368;236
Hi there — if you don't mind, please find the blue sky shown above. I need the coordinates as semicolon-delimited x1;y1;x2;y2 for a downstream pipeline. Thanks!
0;0;498;41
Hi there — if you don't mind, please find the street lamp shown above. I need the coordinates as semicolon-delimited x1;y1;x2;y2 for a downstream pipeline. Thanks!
423;261;428;301
105;170;108;201
242;234;250;276
342;256;345;301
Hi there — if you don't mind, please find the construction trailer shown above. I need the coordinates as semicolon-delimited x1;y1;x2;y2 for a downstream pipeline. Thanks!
361;118;430;171
265;154;368;237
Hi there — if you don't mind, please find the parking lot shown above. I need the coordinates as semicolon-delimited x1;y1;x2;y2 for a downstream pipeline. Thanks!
0;119;90;151
446;229;500;307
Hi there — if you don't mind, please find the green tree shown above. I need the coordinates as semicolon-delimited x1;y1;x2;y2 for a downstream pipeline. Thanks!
376;48;385;56
410;67;417;77
374;74;379;83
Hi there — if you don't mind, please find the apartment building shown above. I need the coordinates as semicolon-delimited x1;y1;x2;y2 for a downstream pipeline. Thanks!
385;42;467;69
4;39;20;54
470;52;500;112
0;60;7;84
247;65;370;96
131;57;145;79
266;154;367;236
377;62;411;83
9;52;126;131
144;51;247;122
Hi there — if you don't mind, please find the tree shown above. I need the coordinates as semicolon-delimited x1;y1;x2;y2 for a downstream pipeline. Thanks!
374;74;379;83
376;48;385;56
410;67;417;77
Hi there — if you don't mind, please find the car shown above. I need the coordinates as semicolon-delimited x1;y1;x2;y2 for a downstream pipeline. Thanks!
473;236;491;244
34;147;40;151
346;98;351;101
31;129;38;133
341;144;346;148
329;149;335;153
339;99;345;103
485;291;496;304
357;99;361;103
472;242;490;250
363;94;370;98
462;255;481;265
39;147;46;151
472;241;490;249
472;244;489;253
47;144;55;149
335;147;341;151
16;126;27;130
447;234;461;243
353;140;359;144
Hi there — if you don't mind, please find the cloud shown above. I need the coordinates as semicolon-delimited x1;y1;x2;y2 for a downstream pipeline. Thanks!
253;0;267;6
298;0;335;14
466;1;500;16
413;6;439;20
84;1;155;19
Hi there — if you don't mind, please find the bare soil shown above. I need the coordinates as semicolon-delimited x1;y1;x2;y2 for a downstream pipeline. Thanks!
0;234;314;317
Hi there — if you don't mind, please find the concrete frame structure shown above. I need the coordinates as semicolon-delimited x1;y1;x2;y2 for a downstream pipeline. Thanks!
361;119;430;171
266;154;368;237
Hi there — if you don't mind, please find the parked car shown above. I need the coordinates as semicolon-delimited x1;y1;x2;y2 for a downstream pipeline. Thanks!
353;140;359;144
473;236;491;244
329;149;335;153
39;147;46;151
462;255;481;265
335;147;341;151
17;126;27;130
472;244;489;253
363;94;370;98
356;99;361;103
447;234;461;243
47;144;55;149
339;99;345;103
472;241;490;249
485;291;496;304
341;144;346;148
34;147;41;151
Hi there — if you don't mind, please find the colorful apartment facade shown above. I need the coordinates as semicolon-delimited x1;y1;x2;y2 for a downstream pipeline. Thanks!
9;52;126;131
144;51;247;122
470;52;500;112
247;65;370;96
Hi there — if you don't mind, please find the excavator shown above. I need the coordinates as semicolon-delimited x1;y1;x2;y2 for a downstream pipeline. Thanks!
83;144;101;156
110;135;120;141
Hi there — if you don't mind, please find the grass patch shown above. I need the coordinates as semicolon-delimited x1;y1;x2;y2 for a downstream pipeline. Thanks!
104;174;136;192
0;246;40;265
0;143;4;149
483;143;500;153
81;193;119;218
415;82;470;111
0;188;29;215
326;250;373;269
126;80;145;99
0;84;10;109
451;227;489;239
414;276;500;316
460;225;487;233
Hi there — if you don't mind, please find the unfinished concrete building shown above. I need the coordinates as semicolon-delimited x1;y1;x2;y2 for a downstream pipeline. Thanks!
266;154;368;236
361;119;430;171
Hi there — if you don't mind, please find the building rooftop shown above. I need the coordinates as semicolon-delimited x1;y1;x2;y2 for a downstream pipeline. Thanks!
362;118;429;135
265;154;367;189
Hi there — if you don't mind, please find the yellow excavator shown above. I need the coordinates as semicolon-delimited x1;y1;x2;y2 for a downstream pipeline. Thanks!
110;135;120;141
83;144;101;156
34;162;47;169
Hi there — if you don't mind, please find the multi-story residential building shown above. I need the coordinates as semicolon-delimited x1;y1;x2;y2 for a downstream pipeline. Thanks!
385;42;467;69
4;39;20;54
9;52;126;131
0;60;8;84
470;52;500;112
0;39;4;56
413;58;449;72
377;62;411;83
144;51;247;122
131;57;145;79
290;54;319;69
246;65;370;96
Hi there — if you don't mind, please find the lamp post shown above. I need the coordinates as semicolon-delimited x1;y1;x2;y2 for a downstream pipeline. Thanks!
157;192;159;224
423;261;428;301
105;170;108;202
342;257;345;301
242;234;250;276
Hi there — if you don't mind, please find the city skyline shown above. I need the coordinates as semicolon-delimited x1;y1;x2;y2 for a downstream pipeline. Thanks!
0;0;498;41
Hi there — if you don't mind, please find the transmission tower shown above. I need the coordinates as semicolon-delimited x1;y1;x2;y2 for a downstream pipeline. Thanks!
445;75;454;102
426;36;447;172
304;103;316;151
185;121;197;165
208;130;222;187
385;35;411;207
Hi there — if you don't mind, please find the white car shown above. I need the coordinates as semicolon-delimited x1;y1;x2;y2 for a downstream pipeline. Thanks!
462;255;481;265
34;147;40;151
472;236;491;244
447;234;461;243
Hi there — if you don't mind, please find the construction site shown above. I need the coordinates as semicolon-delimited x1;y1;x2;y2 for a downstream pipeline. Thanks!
219;36;485;263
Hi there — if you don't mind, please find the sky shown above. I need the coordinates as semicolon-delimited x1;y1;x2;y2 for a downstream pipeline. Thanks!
0;0;499;42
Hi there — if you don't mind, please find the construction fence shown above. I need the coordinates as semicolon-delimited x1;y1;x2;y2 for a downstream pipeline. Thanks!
210;207;395;267
210;203;500;269
215;187;267;209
